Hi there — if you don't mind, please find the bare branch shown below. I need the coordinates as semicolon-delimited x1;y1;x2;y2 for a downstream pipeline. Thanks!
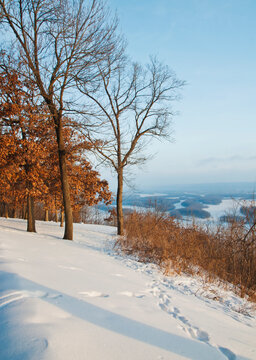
79;54;184;235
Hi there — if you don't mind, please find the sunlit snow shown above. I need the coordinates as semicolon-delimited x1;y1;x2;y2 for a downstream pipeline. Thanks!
0;218;255;360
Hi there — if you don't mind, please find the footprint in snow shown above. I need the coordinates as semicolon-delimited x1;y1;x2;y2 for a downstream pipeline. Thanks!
157;292;210;343
185;327;209;342
79;291;109;298
156;289;236;359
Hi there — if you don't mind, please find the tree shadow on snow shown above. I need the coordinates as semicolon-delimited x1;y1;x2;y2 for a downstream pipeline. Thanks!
0;270;250;360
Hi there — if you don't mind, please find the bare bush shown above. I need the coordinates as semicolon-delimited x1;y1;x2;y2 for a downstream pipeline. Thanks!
115;209;256;301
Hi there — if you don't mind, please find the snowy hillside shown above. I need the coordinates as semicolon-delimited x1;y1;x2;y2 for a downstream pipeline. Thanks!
0;218;255;360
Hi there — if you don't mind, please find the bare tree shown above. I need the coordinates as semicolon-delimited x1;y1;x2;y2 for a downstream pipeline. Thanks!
79;57;184;235
0;0;120;240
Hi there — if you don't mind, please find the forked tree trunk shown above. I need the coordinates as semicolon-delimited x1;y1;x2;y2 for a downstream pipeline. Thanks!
55;119;73;240
116;169;124;236
27;195;36;232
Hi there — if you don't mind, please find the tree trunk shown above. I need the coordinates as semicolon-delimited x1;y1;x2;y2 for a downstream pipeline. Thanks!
27;195;36;232
116;169;124;236
60;210;64;227
44;208;49;221
55;209;58;222
55;120;73;240
23;203;27;219
4;203;8;218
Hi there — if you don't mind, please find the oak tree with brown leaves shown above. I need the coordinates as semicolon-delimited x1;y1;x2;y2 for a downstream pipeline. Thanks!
0;62;49;231
0;62;112;232
0;0;120;239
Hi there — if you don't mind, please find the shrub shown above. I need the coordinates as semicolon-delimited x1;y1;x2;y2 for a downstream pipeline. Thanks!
115;209;256;301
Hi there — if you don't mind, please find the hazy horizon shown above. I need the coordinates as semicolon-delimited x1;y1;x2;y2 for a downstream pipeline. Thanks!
105;179;256;195
134;181;256;195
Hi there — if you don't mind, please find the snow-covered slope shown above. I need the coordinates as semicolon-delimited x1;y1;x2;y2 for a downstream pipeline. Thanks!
0;218;255;360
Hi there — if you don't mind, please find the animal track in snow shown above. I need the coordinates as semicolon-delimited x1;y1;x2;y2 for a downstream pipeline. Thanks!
116;249;240;359
185;327;210;342
158;292;210;343
78;291;109;298
152;287;236;360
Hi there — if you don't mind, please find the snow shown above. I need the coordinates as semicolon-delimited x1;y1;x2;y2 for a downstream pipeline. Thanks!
205;199;241;221
138;193;168;198
123;205;155;213
0;218;256;360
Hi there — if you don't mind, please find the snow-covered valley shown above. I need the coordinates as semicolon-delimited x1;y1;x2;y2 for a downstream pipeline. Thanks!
0;218;255;360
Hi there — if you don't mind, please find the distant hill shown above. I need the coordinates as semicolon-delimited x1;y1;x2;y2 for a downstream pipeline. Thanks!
137;182;256;196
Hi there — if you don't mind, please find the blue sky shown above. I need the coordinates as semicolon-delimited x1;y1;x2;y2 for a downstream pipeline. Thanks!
106;0;256;189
